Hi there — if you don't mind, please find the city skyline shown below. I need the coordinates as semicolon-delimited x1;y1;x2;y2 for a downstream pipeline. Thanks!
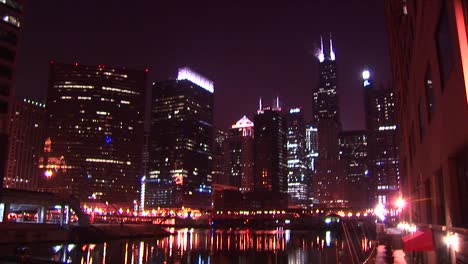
15;0;390;131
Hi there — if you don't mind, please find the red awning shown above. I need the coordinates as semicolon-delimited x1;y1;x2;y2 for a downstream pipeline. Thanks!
402;229;435;251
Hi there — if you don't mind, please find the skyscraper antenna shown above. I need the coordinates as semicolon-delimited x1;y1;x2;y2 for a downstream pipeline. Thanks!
259;97;262;111
318;35;325;63
330;32;336;61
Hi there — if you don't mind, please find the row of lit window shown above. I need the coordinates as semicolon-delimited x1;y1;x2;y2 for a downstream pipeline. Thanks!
2;14;20;27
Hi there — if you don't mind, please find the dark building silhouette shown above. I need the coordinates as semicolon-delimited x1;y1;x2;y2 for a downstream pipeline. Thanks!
253;99;287;195
286;108;309;208
4;98;46;190
149;67;213;210
0;0;23;187
225;116;254;191
386;0;468;261
212;130;227;185
45;62;146;204
312;34;345;206
339;130;370;208
363;72;399;206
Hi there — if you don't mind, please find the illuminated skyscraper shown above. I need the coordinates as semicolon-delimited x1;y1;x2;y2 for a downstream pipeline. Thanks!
149;67;213;210
312;34;340;125
312;34;345;206
225;116;254;192
253;99;287;194
286;108;309;208
45;62;146;204
305;124;319;172
4;98;46;190
0;0;23;187
363;70;399;205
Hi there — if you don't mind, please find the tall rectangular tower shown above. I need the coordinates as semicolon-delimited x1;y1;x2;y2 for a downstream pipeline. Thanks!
339;130;370;207
0;0;23;187
253;102;287;194
45;62;146;204
4;98;46;190
363;72;399;205
286;108;309;208
149;67;213;210
225;116;254;192
311;35;345;206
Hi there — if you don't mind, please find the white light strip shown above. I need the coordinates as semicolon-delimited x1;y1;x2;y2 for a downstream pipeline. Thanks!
379;125;397;131
177;67;214;93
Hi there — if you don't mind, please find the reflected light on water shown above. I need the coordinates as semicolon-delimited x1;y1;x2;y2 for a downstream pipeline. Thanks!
2;228;375;263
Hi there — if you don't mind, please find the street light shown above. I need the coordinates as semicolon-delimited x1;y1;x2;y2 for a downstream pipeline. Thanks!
394;197;406;211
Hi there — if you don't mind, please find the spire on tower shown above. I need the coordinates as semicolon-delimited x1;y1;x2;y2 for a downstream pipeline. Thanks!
259;97;262;111
329;32;336;61
276;96;280;109
318;35;325;63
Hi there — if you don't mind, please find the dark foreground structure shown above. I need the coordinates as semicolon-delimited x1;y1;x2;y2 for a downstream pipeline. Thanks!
386;0;468;262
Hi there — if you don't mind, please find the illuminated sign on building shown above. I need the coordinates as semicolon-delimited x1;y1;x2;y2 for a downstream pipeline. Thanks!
177;67;214;93
232;115;254;129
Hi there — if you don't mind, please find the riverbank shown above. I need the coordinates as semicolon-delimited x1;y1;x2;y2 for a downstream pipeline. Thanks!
0;223;171;244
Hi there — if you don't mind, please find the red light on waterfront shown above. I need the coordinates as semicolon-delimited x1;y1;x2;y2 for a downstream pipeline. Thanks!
44;170;53;178
74;62;79;66
145;68;149;73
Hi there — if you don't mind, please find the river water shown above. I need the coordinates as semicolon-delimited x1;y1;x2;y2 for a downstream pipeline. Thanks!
0;227;374;263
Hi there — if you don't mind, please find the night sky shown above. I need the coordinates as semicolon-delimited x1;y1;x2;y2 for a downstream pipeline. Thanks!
15;0;390;131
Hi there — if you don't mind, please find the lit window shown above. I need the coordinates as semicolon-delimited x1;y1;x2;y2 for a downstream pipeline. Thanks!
2;15;20;27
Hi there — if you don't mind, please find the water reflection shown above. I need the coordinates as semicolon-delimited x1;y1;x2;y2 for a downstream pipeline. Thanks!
0;228;373;263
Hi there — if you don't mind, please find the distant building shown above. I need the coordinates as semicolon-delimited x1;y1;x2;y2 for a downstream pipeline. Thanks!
212;130;227;185
45;62;146;204
312;34;346;206
305;124;319;172
286;108;309;208
148;67;213;210
312;34;340;125
386;0;468;261
225;116;254;192
363;72;399;206
339;130;370;207
4;98;46;190
253;98;287;195
0;0;24;187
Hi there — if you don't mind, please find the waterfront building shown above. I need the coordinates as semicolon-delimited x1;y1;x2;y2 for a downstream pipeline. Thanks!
225;116;254;192
253;98;287;195
45;62;146;204
338;130;370;207
4;98;46;190
386;0;468;261
311;34;346;206
286;108;309;208
149;67;213;210
363;71;399;206
0;0;23;187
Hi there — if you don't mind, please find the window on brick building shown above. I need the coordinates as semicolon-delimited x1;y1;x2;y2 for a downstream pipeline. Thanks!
436;4;455;90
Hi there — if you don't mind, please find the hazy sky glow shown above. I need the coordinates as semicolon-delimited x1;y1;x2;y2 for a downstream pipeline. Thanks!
15;0;390;130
